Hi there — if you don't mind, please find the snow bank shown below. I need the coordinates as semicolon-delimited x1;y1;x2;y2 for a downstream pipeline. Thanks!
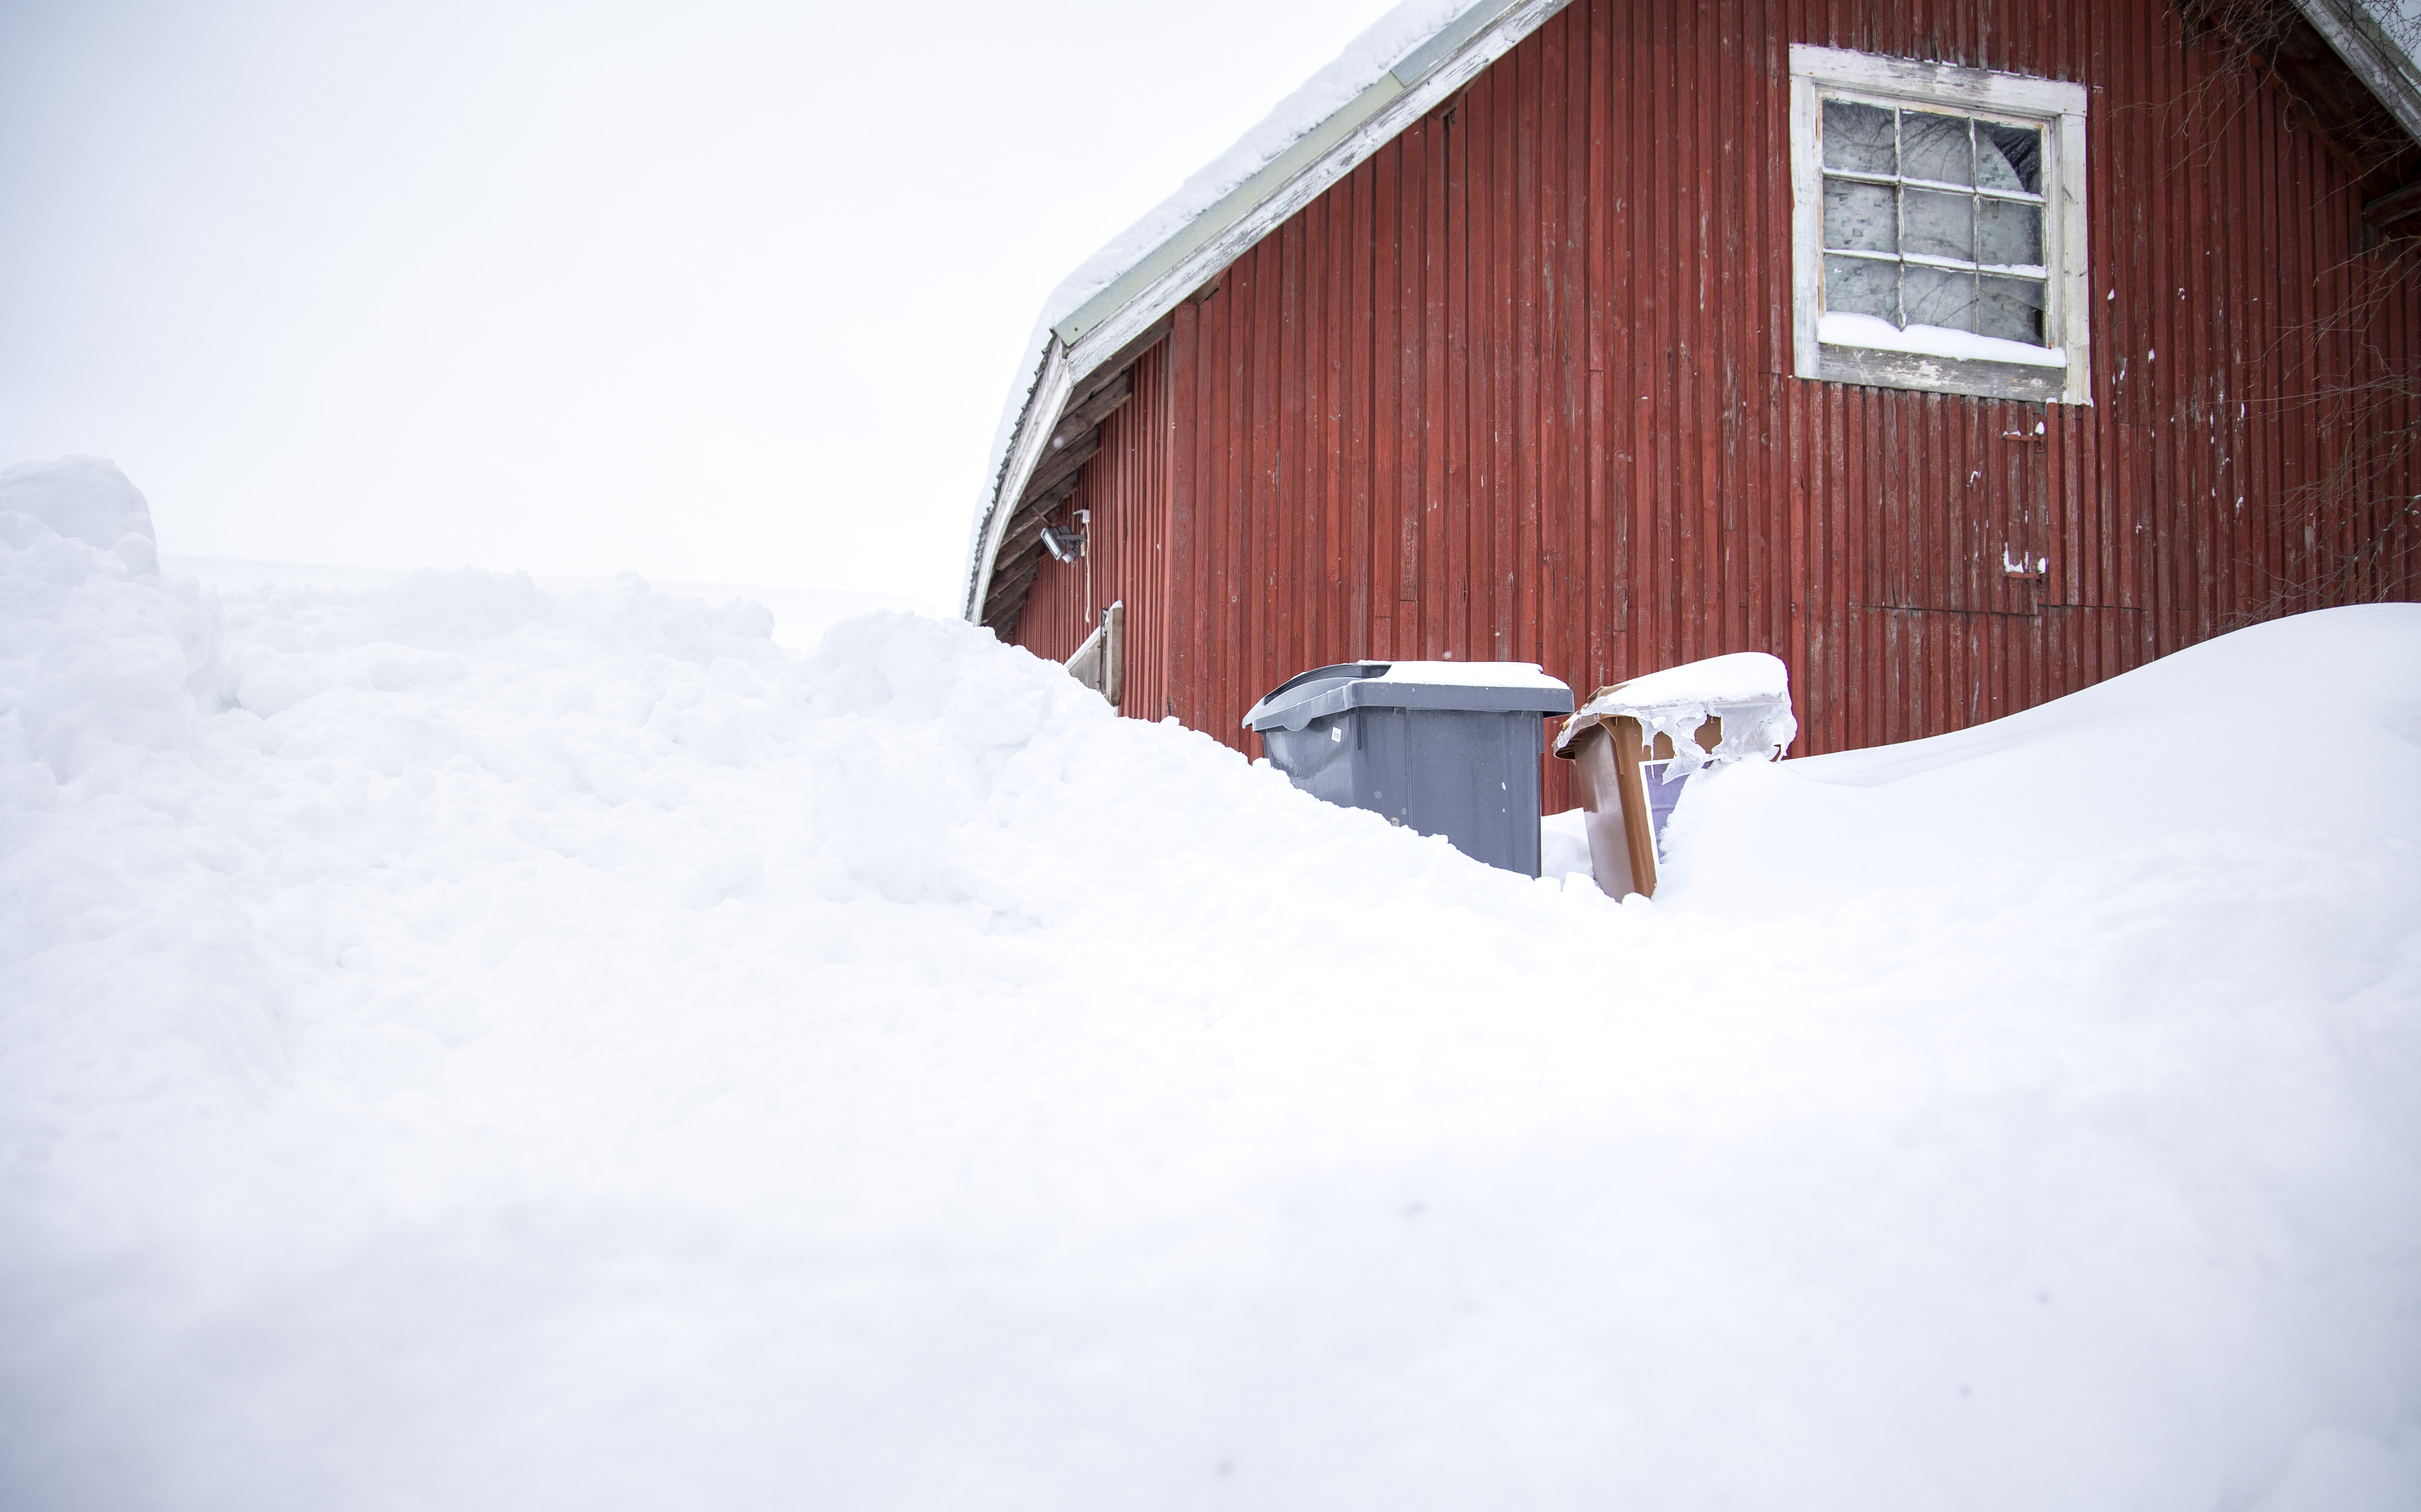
1655;606;2421;917
5;461;2420;1510
1;456;164;568
0;458;227;779
160;554;936;653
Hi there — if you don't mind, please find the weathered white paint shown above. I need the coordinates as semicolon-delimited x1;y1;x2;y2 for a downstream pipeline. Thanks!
1787;42;2092;407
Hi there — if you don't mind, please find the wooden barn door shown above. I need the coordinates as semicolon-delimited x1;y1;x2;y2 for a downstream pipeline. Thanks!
1851;392;2052;736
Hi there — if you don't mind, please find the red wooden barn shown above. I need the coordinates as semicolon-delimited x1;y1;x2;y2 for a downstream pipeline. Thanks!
963;0;2421;806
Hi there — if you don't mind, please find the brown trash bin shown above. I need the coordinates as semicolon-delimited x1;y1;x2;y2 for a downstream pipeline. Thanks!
1552;655;1796;899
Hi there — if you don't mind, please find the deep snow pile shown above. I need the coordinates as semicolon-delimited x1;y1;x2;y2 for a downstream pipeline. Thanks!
4;459;2420;1511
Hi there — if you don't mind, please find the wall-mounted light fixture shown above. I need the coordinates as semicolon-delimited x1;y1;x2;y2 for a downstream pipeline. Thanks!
1043;509;1090;563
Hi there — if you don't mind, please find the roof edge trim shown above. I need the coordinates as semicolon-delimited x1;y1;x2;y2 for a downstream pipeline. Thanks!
2291;0;2421;146
1049;74;1403;351
965;338;1072;621
1052;0;1534;353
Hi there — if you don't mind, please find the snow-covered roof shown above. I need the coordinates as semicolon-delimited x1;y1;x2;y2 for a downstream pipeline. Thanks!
963;0;1562;621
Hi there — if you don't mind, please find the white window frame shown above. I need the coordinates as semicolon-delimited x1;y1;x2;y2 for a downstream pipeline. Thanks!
1789;43;2091;406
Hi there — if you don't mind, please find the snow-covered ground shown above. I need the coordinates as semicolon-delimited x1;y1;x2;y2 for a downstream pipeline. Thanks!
6;457;2420;1511
159;556;934;654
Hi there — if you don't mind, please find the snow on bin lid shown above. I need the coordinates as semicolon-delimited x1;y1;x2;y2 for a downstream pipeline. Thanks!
1581;652;1788;712
1554;652;1797;764
1243;660;1574;733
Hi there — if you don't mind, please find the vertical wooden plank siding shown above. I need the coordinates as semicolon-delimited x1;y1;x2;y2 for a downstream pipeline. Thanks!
1013;342;1175;720
1009;0;2421;811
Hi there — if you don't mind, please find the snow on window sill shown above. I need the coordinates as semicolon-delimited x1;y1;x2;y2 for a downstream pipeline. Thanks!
1818;311;2067;368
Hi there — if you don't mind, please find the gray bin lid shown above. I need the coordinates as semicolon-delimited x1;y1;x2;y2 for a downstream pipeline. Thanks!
1243;660;1575;733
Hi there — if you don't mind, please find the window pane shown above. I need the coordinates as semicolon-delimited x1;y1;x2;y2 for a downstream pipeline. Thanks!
1903;188;1973;261
1979;123;2043;194
1979;276;2048;343
1978;198;2042;267
1823;178;1898;252
1903;265;1977;331
1901;112;1973;185
1823;100;1896;173
1825;256;1899;321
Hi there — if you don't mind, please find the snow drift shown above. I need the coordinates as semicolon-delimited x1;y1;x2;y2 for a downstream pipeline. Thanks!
4;458;2419;1511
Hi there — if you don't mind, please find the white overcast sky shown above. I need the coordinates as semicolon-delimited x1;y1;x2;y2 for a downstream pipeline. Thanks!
0;0;1387;607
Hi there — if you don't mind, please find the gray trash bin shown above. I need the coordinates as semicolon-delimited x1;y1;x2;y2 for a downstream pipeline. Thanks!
1243;661;1576;876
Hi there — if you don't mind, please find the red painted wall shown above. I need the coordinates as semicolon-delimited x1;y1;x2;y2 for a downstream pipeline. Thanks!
1015;342;1176;721
1010;0;2421;808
